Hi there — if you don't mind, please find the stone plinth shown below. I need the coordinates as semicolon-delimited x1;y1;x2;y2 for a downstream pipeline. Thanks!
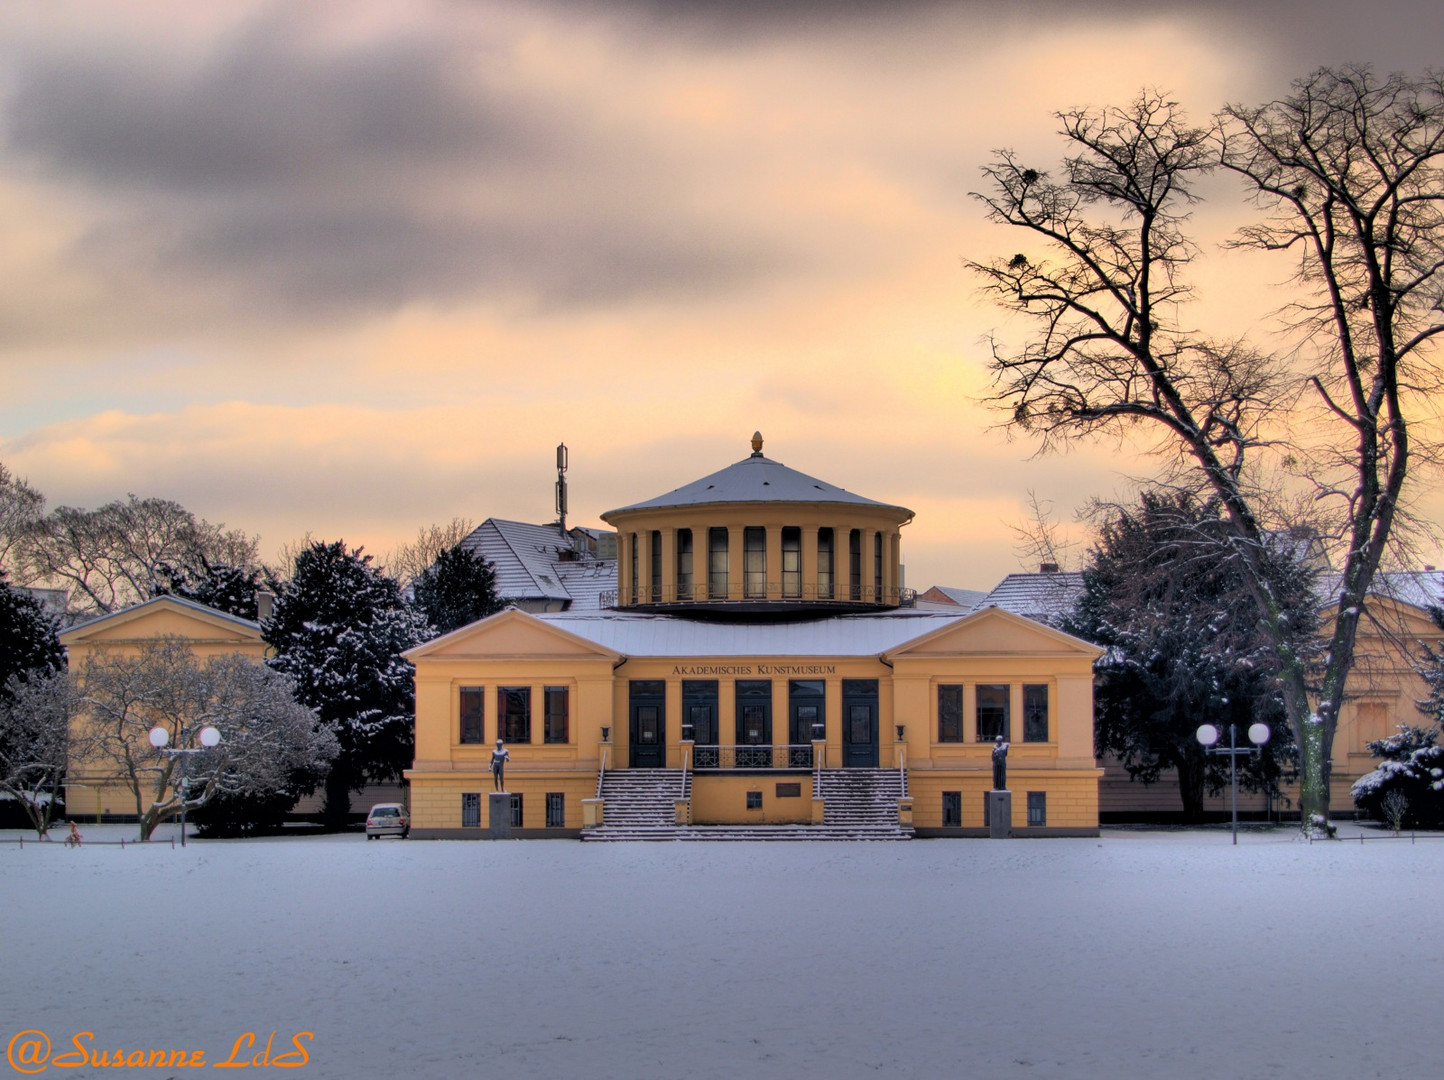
988;790;1012;839
489;792;512;839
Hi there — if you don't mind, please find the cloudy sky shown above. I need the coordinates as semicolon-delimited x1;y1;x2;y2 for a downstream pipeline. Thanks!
1;0;1441;589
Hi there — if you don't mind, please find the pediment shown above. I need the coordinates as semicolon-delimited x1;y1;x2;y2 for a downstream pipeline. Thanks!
405;607;621;662
60;596;263;647
887;605;1103;659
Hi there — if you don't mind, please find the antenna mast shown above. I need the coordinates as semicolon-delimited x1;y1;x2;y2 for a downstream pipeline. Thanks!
555;443;569;539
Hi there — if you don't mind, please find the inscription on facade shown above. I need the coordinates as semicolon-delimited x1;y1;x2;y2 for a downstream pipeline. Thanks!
669;663;838;676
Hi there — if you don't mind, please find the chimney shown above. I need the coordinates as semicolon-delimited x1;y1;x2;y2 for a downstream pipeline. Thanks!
256;590;275;622
1039;562;1059;574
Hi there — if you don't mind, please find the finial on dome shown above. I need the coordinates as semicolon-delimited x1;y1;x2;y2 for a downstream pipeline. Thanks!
751;431;764;456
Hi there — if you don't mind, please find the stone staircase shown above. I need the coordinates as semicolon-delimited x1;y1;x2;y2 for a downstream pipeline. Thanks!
818;768;909;828
581;767;911;842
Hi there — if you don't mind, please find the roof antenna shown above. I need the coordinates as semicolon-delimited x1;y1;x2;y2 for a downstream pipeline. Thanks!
555;442;569;539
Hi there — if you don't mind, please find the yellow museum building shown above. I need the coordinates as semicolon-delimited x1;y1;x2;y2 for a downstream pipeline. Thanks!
405;435;1104;839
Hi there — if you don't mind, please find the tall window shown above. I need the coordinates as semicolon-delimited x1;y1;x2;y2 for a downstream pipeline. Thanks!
629;533;638;605
849;530;862;600
942;791;962;827
676;528;694;599
498;686;531;743
817;528;834;599
708;527;729;599
874;531;883;601
744;526;766;598
976;684;1009;741
650;531;662;603
1023;684;1049;743
459;686;485;744
509;793;524;828
937;684;963;743
544;686;569;744
1027;791;1046;827
461;793;481;828
781;527;801;598
545;792;565;828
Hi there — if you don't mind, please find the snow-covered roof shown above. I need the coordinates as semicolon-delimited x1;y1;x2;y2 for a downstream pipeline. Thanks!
602;439;911;519
917;585;989;609
972;567;1444;626
457;518;615;609
535;608;968;657
60;594;262;637
553;560;617;612
1323;569;1444;613
975;572;1086;624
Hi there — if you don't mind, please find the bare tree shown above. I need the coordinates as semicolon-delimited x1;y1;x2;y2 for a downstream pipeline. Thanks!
383;516;475;587
78;638;335;840
971;69;1444;834
20;495;260;616
0;461;44;579
0;672;80;838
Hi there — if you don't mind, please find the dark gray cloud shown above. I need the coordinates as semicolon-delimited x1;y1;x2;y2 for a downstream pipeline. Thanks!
0;3;792;322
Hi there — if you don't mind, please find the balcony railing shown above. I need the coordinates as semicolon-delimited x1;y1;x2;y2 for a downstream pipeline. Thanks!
603;582;917;608
690;744;816;770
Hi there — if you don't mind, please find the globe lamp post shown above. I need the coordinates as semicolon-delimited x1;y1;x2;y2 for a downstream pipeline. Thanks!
148;724;221;847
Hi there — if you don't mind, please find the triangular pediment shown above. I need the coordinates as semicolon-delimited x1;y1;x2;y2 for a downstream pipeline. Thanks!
405;607;622;662
887;605;1103;659
59;596;263;647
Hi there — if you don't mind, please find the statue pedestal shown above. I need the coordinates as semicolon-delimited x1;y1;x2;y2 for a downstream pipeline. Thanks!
987;790;1012;839
489;792;512;839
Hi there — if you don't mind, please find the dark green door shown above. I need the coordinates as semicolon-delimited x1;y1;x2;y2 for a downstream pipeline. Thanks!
789;679;825;768
629;680;666;769
735;679;772;768
842;679;879;768
683;680;718;768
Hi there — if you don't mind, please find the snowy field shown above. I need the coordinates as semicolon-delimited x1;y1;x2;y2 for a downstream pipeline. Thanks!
3;825;1439;1080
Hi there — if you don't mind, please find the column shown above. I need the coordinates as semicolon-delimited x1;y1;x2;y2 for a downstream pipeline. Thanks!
660;527;676;604
728;525;744;602
802;525;819;602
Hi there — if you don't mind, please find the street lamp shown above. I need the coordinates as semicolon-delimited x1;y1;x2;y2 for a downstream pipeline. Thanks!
1196;722;1270;846
148;724;221;847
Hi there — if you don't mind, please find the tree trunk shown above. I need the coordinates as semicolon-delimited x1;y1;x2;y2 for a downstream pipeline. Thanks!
1176;750;1206;824
321;766;353;830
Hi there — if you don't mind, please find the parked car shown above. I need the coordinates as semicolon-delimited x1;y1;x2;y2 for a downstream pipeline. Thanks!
365;803;409;839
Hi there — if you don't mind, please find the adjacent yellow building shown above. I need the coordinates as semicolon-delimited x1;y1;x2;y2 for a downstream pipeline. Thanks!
405;435;1104;839
59;595;269;820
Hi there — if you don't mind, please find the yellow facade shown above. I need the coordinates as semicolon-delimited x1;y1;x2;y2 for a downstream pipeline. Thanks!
1099;590;1444;820
406;436;1104;839
59;596;269;820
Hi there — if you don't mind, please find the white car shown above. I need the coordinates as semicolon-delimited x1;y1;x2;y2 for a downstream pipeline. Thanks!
365;803;409;839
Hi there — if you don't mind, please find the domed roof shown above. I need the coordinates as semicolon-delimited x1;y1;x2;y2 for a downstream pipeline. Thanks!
602;433;913;520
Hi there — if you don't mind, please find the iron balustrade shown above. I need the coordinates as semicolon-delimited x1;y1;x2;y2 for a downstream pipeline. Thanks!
601;583;917;608
689;744;817;770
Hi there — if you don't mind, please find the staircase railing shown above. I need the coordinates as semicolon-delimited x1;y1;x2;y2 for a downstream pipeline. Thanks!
596;746;609;799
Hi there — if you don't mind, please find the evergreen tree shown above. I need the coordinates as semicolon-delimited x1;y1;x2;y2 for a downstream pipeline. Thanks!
0;571;64;695
1350;724;1444;828
152;556;279;621
1060;492;1309;821
263;541;430;827
411;545;503;637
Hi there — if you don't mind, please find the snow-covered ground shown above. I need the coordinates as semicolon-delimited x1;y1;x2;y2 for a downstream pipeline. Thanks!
3;825;1438;1079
